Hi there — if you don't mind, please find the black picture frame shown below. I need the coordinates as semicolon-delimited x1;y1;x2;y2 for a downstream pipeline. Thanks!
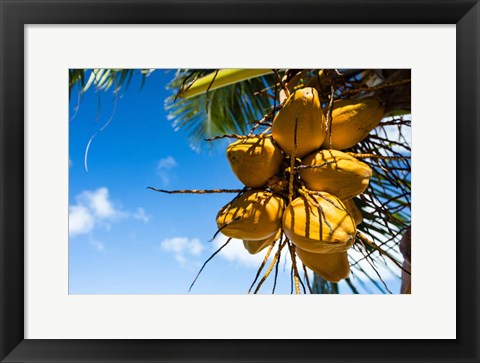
1;1;479;362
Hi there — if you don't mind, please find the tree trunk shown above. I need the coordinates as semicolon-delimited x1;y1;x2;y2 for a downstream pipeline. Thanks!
312;273;338;294
400;227;411;294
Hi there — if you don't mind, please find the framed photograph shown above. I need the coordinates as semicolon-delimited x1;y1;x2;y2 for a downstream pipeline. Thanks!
1;1;479;362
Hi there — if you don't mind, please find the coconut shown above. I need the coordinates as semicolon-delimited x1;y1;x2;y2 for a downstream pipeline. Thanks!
272;87;325;158
322;97;384;150
216;190;286;241
342;199;363;226
296;248;350;283
299;149;372;200
282;192;356;253
243;230;282;255
226;137;283;188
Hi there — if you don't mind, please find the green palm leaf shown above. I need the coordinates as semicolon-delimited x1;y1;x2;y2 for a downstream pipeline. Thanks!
165;69;278;146
69;69;154;98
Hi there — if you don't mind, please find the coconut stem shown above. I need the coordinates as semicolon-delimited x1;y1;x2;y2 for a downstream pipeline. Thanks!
325;84;335;149
355;242;393;294
357;231;409;274
287;242;302;294
188;238;232;292
205;133;271;142
295;161;336;170
302;263;313;294
247;237;278;294
288;115;299;203
253;240;287;294
347;153;410;160
147;187;243;194
339;78;411;97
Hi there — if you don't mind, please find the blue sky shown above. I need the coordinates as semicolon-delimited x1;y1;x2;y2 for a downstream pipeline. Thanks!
69;70;402;294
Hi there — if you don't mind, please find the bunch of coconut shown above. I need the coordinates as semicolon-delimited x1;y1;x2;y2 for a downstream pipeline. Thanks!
216;86;384;283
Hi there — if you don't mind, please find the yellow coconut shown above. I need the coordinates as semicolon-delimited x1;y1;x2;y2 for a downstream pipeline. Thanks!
272;87;325;157
296;248;350;283
299;149;372;200
323;97;384;150
282;192;356;253
243;230;282;255
342;199;363;226
216;190;286;241
226;137;283;188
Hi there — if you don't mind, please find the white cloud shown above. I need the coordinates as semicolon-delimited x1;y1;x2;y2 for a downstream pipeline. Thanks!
69;187;151;241
133;207;152;223
212;235;267;268
156;156;177;185
77;187;119;218
157;155;177;169
69;158;73;168
69;188;121;238
69;205;95;236
211;234;301;270
160;237;204;267
189;239;204;255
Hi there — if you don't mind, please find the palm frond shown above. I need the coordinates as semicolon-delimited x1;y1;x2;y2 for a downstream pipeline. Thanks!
180;69;273;98
165;69;278;147
69;69;155;99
